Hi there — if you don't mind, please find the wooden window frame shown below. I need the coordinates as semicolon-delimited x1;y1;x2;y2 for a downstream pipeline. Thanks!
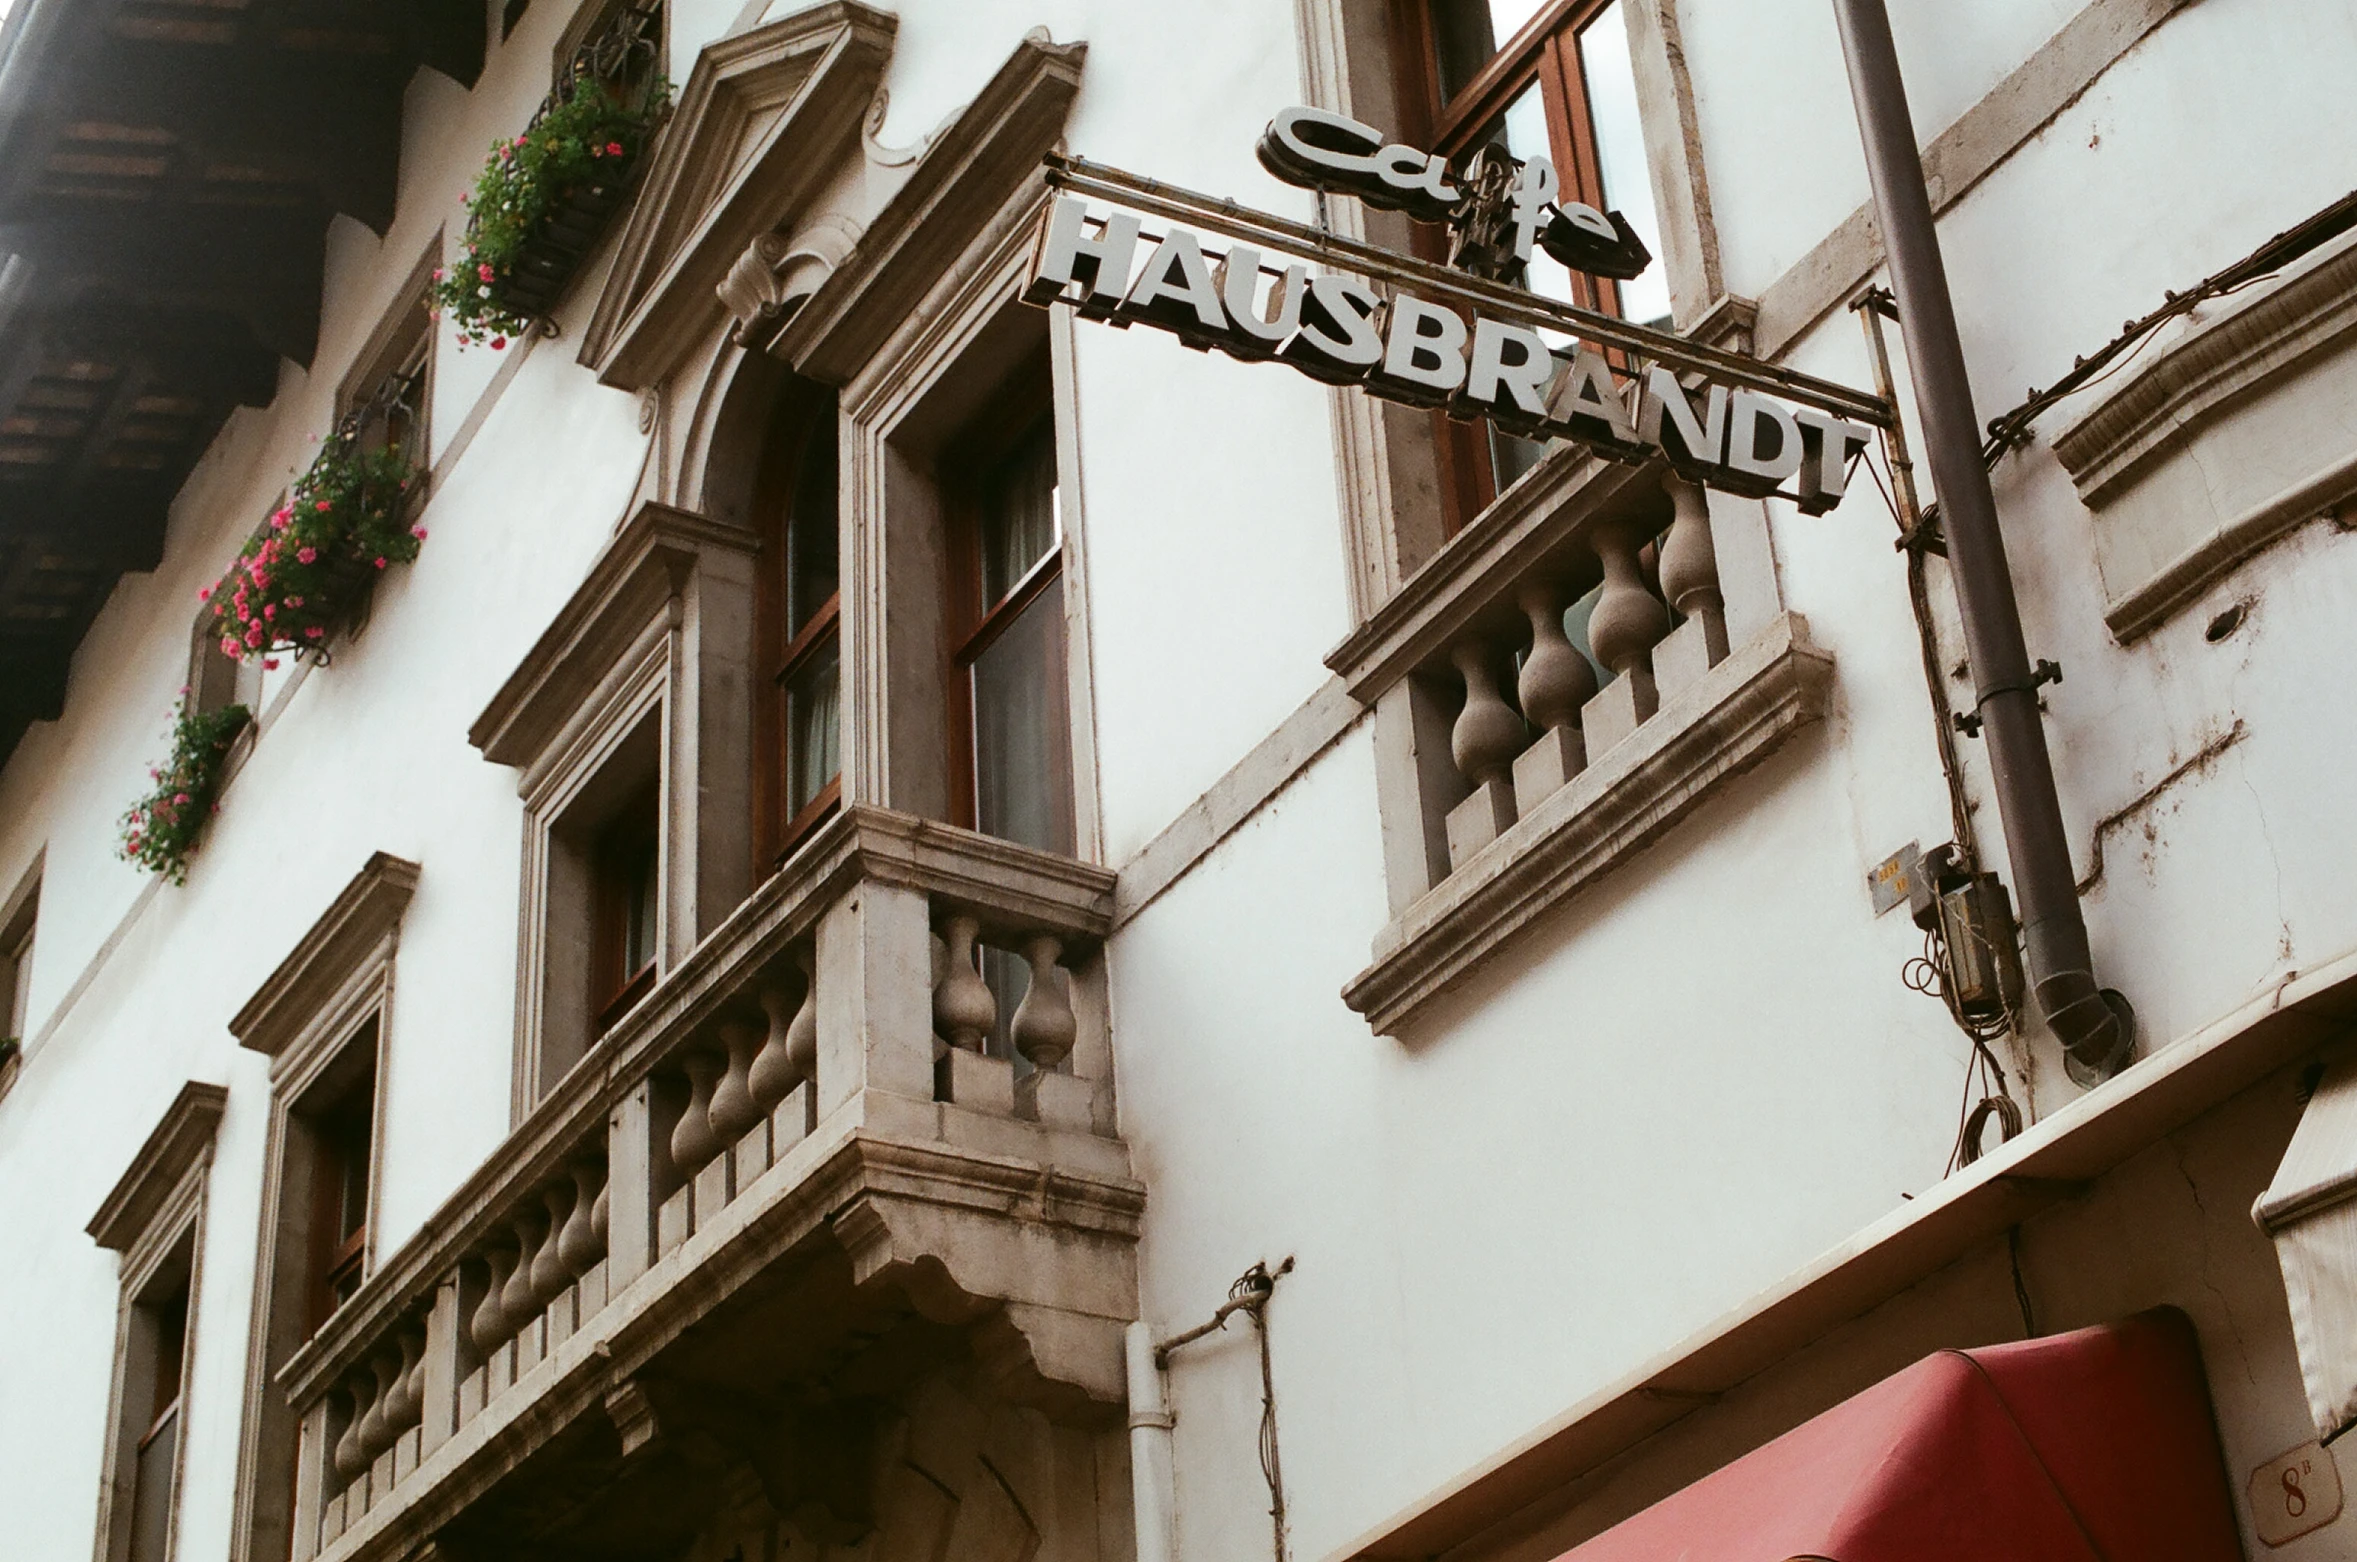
590;786;663;1029
1394;0;1639;529
751;379;844;871
938;354;1072;846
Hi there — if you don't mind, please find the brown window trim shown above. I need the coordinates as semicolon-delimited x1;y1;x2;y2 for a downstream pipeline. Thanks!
590;790;661;1027
940;356;1060;837
1394;0;1636;531
752;380;843;872
303;1068;376;1335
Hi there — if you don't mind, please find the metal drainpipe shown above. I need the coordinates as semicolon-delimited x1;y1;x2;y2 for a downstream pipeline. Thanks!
1828;0;2133;1078
1128;1320;1180;1562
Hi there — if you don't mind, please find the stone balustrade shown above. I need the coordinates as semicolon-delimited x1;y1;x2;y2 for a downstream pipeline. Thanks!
277;806;1129;1562
1329;443;1832;1034
1431;467;1728;871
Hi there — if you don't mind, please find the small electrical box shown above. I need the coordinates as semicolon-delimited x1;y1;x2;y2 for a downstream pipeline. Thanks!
1910;845;2026;1022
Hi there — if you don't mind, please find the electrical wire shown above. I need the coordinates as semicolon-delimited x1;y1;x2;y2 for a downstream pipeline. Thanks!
1981;185;2357;465
1156;1257;1295;1562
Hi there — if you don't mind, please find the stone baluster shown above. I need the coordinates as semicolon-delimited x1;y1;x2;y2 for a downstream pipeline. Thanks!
500;1210;543;1329
784;954;818;1085
361;1351;403;1461
668;1053;722;1176
558;1161;604;1277
1511;579;1599;814
472;1245;517;1355
1008;937;1076;1070
530;1184;574;1309
385;1328;423;1433
333;1372;372;1484
707;1019;762;1146
590;1180;609;1250
1584;520;1670;756
933;915;996;1053
1442;639;1524;869
751;951;817;1110
405;1324;428;1427
1654;475;1729;698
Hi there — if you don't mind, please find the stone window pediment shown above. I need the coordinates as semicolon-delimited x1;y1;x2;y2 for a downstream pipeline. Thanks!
578;1;900;390
580;7;1086;397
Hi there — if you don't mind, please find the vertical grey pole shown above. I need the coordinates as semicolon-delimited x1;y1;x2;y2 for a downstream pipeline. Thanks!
1828;0;2129;1076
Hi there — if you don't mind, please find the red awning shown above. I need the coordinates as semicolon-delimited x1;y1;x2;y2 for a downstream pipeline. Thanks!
1554;1309;2242;1562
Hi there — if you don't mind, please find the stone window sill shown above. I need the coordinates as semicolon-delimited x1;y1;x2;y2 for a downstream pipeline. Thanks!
1343;612;1832;1036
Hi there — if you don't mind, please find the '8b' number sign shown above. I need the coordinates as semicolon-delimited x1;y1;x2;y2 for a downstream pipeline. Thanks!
2250;1441;2344;1547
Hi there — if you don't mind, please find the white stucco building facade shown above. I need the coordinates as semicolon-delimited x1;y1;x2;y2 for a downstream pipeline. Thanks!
2;1;2354;1560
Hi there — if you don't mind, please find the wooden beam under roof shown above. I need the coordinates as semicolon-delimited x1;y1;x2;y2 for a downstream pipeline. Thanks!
0;0;484;766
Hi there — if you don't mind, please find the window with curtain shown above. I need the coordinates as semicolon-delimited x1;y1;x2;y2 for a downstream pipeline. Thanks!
755;381;842;868
946;373;1073;859
1406;0;1671;523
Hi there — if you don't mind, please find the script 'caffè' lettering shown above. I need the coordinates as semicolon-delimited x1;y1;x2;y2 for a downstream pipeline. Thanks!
1255;105;1652;282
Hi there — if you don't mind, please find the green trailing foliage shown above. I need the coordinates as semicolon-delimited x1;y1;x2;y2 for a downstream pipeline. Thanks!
430;72;670;347
119;698;252;885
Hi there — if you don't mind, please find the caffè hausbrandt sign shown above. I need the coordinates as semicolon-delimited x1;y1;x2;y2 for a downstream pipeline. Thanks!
1024;109;1890;514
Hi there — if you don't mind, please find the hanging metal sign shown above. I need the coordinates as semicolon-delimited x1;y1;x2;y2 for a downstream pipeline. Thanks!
1023;110;1892;514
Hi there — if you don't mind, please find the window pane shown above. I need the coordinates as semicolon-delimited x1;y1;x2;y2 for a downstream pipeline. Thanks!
980;422;1059;609
786;415;837;636
1578;3;1673;328
1431;0;1550;102
127;1404;178;1562
1476;86;1581;310
622;836;659;977
784;634;841;820
3;917;30;1040
971;574;1073;856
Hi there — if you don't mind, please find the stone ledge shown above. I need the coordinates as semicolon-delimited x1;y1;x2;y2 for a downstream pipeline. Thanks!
2054;231;2357;506
311;1116;1141;1562
1342;614;1832;1037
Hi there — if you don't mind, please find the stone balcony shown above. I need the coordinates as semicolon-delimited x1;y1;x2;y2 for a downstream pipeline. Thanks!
277;806;1139;1561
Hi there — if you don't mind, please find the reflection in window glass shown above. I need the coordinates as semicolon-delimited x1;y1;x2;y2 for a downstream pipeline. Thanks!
784;638;840;819
128;1406;178;1562
972;574;1073;857
1431;0;1551;102
1492;85;1579;308
785;419;838;636
1578;2;1672;328
980;421;1059;607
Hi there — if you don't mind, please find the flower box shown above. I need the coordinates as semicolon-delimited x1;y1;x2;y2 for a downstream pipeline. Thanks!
434;15;669;349
199;430;423;664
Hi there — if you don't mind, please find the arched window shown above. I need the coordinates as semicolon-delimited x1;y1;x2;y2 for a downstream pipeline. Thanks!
753;379;842;868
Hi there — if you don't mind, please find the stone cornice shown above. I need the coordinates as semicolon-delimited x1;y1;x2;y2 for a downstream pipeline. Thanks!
776;30;1088;385
467;500;756;768
88;1080;229;1252
230;854;420;1059
2054;230;2357;505
1343;615;1833;1035
579;3;899;390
